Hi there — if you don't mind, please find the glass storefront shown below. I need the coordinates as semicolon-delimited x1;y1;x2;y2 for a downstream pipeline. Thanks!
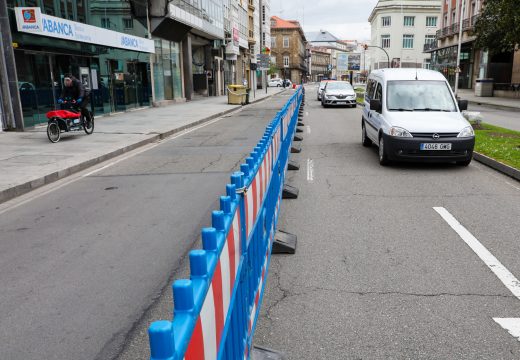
7;0;182;127
431;44;473;90
153;39;183;102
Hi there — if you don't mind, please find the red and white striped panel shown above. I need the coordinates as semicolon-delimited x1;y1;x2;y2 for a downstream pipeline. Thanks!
244;154;270;239
184;210;242;360
247;245;271;339
271;126;281;166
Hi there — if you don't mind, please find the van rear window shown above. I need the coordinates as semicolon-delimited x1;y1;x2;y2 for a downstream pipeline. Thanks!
386;80;457;112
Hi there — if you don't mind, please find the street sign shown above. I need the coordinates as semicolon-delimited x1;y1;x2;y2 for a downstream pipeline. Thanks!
256;54;270;70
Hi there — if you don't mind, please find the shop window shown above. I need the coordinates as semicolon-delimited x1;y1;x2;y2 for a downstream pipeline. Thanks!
77;0;86;23
123;18;134;29
42;0;55;16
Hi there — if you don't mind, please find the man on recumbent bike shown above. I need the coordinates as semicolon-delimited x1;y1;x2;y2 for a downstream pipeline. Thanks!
58;74;92;127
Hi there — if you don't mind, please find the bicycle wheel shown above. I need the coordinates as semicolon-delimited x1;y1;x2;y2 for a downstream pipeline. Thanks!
47;120;61;143
83;113;94;135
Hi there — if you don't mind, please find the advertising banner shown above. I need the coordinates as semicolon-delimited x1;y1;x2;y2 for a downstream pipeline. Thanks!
348;53;361;70
337;53;349;71
15;7;155;53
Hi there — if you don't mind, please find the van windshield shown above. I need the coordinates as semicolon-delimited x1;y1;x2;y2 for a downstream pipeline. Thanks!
386;80;457;112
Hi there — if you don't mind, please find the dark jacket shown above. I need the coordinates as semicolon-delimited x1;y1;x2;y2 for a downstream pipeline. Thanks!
61;77;90;100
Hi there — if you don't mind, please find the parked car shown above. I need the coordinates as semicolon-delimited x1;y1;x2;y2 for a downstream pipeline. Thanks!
268;78;283;87
321;81;357;108
317;80;334;100
361;68;474;166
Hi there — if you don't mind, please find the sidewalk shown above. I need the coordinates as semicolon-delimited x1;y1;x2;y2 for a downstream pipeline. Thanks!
0;87;284;204
458;89;520;111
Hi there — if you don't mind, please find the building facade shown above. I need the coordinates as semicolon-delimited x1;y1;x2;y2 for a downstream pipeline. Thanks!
306;30;355;80
425;0;520;93
309;46;331;82
270;16;307;84
368;0;441;70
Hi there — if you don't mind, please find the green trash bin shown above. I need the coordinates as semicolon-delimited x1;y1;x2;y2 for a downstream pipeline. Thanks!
227;85;247;105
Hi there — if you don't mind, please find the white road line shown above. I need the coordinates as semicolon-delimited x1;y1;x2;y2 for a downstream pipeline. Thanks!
434;206;520;342
305;111;309;116
493;318;520;342
433;206;520;299
306;126;311;134
0;112;239;215
307;158;314;182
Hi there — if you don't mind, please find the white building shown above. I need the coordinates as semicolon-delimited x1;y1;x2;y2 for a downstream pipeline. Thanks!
368;0;441;70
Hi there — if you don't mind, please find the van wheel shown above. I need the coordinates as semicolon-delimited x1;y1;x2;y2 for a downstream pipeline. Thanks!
362;121;372;147
378;136;390;166
456;153;472;166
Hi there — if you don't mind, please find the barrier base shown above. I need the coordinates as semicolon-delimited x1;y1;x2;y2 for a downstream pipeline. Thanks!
297;121;305;127
288;160;300;170
252;346;286;360
272;230;297;254
282;184;299;199
293;135;303;142
296;127;303;133
291;143;302;153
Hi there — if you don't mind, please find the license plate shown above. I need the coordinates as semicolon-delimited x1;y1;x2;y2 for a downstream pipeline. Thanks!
336;101;346;104
420;143;452;150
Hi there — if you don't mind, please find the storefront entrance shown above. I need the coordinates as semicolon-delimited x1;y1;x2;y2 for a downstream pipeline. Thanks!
14;49;151;128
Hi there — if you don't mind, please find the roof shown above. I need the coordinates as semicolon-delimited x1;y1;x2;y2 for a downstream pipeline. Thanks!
271;16;301;29
370;68;446;81
305;30;339;43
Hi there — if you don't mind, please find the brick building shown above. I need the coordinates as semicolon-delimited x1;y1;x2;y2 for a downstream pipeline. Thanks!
270;16;308;84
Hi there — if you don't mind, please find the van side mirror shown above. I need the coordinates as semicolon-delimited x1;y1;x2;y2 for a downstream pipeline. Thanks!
458;99;468;111
370;99;382;113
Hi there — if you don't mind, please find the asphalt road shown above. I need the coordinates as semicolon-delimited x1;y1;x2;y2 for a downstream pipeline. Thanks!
0;92;291;360
254;84;520;359
466;104;520;131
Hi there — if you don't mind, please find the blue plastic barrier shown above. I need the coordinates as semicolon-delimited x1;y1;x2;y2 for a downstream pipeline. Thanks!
148;86;304;360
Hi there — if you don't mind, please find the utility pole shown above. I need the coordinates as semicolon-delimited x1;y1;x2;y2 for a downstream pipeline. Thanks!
454;0;465;97
365;45;390;69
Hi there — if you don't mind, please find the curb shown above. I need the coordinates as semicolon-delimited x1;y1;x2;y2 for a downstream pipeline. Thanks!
468;100;520;112
473;152;520;181
0;90;284;205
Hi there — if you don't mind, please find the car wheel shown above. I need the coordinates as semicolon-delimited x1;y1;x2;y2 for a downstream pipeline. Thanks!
362;121;372;147
378;136;390;166
456;152;473;166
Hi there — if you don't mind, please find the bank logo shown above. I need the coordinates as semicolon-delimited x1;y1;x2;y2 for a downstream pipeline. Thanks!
22;9;36;23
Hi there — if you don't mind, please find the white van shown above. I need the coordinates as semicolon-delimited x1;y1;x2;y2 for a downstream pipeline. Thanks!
362;68;475;166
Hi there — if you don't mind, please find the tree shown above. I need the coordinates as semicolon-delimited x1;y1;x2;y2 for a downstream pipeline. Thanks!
474;0;520;54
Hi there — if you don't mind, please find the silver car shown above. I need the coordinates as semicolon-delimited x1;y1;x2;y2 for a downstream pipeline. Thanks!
321;81;357;108
317;80;333;100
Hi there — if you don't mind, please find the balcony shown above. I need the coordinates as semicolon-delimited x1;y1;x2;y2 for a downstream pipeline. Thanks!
437;15;479;40
248;30;256;44
423;41;438;52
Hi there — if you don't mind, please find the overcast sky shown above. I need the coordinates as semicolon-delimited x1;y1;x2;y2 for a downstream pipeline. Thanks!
270;0;379;42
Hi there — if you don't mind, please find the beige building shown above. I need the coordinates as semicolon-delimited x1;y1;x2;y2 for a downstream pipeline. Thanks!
270;16;308;84
309;47;331;82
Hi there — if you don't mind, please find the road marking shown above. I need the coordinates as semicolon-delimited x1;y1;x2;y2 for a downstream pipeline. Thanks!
83;115;228;177
307;158;314;182
433;207;520;299
493;318;520;342
474;163;520;192
433;206;520;342
305;111;309;116
0;111;241;215
505;181;520;191
306;126;311;134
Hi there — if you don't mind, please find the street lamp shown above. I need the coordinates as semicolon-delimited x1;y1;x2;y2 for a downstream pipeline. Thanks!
454;0;466;97
364;44;391;69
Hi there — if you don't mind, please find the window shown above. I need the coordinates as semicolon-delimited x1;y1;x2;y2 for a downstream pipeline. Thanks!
403;34;414;49
426;16;437;27
271;36;276;48
381;16;391;27
381;35;390;48
283;37;289;48
262;32;266;46
262;5;265;23
123;18;134;29
424;34;436;45
101;18;111;29
365;79;376;101
374;83;382;101
270;19;276;27
283;55;289;67
404;16;415;26
423;59;431;70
